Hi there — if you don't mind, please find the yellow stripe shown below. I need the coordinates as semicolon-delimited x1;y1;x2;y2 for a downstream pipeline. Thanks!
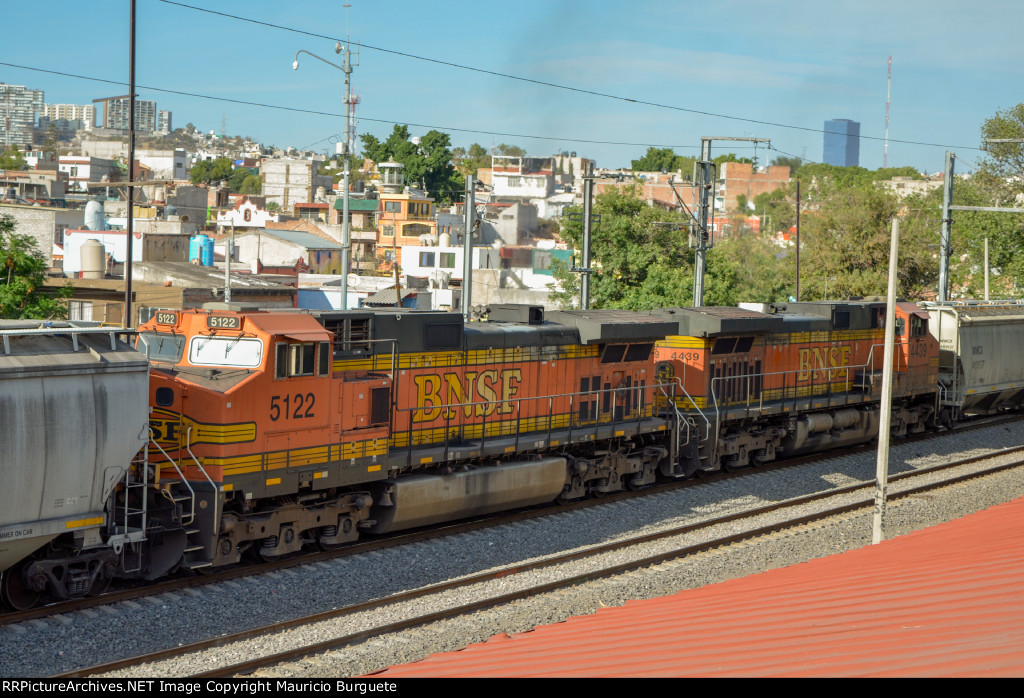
266;477;281;486
65;516;103;529
333;345;600;372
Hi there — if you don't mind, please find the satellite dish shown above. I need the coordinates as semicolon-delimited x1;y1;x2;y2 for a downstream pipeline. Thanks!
347;273;360;288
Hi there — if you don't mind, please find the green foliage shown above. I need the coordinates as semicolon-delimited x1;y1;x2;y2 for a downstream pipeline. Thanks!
0;215;71;319
266;201;280;212
361;125;464;203
42;125;60;159
553;185;694;309
495;144;526;157
0;146;27;171
704;232;793;306
770;155;803;175
798;185;937;300
452;143;491;176
796;163;921;199
631;147;688;173
979;104;1024;181
190;158;234;185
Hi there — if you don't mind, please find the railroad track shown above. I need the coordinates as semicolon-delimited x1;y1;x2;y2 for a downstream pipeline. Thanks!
4;413;1019;628
55;441;1024;679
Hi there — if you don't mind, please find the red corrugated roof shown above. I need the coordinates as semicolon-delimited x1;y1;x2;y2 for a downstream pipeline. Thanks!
371;496;1024;677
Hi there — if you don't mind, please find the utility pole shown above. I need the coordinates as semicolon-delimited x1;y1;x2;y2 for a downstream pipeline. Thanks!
940;139;1024;302
795;179;801;301
693;136;770;306
123;0;136;328
939;151;955;302
337;32;354;311
580;161;594;309
462;175;475;320
224;223;234;303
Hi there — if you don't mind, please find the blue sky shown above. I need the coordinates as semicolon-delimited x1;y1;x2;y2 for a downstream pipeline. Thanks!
4;0;1022;172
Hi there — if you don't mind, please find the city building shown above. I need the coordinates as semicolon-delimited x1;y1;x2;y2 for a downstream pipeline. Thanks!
823;119;860;167
58;156;121;195
716;163;792;213
93;95;158;133
136;148;189;180
0;83;45;148
39;103;95;139
157;110;172;134
261;158;333;213
491;155;554;199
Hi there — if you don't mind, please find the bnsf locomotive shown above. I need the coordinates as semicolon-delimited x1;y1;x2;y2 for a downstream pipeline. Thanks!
2;299;1023;609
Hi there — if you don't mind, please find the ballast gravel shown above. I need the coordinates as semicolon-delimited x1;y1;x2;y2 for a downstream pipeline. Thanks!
2;423;1023;678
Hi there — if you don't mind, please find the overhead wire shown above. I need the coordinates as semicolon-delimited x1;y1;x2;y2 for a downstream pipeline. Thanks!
156;0;983;153
0;60;711;151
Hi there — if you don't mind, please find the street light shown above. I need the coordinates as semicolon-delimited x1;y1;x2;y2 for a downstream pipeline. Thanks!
293;44;353;310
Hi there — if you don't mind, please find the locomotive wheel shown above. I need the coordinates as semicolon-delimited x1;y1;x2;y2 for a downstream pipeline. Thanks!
1;562;41;611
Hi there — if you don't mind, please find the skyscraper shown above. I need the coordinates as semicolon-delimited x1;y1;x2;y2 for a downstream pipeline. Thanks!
823;119;860;167
0;83;45;148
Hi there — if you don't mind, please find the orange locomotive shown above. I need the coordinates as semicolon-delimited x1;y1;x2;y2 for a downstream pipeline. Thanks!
650;301;939;476
135;304;679;572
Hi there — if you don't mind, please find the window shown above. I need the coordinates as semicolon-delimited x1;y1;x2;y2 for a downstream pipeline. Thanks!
275;341;324;378
382;225;394;237
189;336;264;368
419;251;435;267
910;315;927;337
138;332;186;363
384;201;402;213
439;252;456;269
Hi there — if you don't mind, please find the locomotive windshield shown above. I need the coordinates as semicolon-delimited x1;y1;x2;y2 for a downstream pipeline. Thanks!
188;335;264;368
137;331;186;363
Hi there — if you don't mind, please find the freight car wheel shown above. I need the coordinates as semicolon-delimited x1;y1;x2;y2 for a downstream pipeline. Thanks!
0;562;41;611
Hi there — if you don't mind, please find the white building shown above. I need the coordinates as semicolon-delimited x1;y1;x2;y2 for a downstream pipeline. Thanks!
491;156;555;199
0;83;44;148
217;197;280;229
137;148;190;180
400;244;500;287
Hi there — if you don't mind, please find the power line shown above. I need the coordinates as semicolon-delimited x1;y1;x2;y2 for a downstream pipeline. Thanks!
157;0;983;153
0;60;713;150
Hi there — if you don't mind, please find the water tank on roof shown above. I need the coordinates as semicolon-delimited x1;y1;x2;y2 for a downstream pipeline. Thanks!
439;232;451;247
84;199;105;231
190;234;214;266
81;239;106;279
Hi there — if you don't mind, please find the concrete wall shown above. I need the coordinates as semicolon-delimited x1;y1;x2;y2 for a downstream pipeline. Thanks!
262;159;332;213
0;204;84;263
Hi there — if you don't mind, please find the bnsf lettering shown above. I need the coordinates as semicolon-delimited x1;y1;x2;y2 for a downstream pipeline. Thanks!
149;419;182;443
413;369;522;422
797;346;852;382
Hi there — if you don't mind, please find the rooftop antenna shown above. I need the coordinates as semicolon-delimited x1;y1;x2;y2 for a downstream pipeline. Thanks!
884;56;891;168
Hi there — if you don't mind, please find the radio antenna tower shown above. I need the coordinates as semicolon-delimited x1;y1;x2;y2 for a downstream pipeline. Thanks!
884;56;891;167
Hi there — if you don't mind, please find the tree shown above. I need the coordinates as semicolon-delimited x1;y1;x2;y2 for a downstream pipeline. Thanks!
190;158;234;185
452;143;491;176
42;124;60;159
0;146;27;171
0;215;71;319
979;103;1024;182
361;125;463;203
770;155;804;175
553;185;694;309
495;144;525;158
631;147;684;172
704;231;792;306
798;185;936;300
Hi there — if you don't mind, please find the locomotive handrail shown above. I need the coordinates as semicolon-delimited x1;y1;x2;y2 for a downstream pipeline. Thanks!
185;426;219;498
147;432;198;526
